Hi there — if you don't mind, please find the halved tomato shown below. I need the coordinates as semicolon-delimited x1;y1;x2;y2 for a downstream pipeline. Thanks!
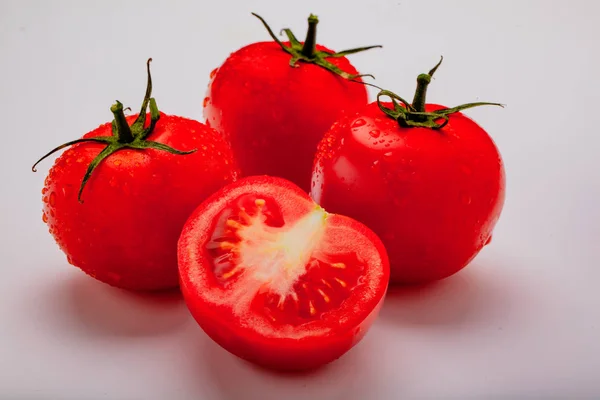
177;176;389;371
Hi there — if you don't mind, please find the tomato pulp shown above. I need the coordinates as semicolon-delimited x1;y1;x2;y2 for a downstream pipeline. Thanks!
203;13;380;192
312;58;506;284
178;176;389;370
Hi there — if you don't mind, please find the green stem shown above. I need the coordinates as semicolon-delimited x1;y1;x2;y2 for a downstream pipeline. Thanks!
301;14;318;58
375;56;503;130
110;101;134;143
411;73;431;114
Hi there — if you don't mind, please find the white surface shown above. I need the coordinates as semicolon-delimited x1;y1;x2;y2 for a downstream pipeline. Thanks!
1;0;599;398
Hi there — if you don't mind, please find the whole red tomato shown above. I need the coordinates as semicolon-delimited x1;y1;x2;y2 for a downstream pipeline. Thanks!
178;176;389;371
311;58;506;284
33;59;239;291
203;13;381;193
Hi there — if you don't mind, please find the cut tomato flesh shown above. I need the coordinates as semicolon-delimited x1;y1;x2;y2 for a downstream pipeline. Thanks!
178;176;389;370
205;193;366;326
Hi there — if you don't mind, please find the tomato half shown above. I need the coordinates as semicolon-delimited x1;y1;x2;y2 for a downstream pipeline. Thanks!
178;176;389;370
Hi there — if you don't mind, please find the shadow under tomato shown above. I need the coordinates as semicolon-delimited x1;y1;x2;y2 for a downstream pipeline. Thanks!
181;324;387;400
55;272;189;338
379;263;507;328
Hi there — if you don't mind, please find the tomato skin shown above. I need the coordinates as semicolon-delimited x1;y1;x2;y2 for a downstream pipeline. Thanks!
42;113;239;291
203;41;369;193
312;102;506;284
178;176;389;371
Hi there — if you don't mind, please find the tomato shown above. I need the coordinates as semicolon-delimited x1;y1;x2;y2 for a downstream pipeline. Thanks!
203;13;381;193
311;57;506;284
177;175;389;370
33;59;239;291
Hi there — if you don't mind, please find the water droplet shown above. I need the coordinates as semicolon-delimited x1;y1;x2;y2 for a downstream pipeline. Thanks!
340;137;345;146
50;209;55;217
114;160;121;166
76;157;84;163
42;196;48;204
369;129;380;138
41;187;48;195
461;194;472;205
485;235;493;245
62;184;74;199
384;143;390;147
224;159;229;165
203;97;210;107
351;118;366;128
48;192;56;206
67;255;74;265
42;212;48;223
209;68;218;78
384;152;393;157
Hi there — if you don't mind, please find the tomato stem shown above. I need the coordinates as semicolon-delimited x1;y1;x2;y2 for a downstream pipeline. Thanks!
251;12;381;81
373;57;504;130
411;57;443;115
110;101;134;143
31;58;197;203
301;14;318;58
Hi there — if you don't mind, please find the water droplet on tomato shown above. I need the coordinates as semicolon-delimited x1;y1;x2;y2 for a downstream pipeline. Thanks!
384;143;390;147
351;118;366;128
41;187;48;195
461;194;472;205
50;209;55;217
384;152;393;157
48;192;56;207
42;212;48;223
114;159;121;166
43;196;48;204
210;68;218;78
67;255;74;265
485;235;493;245
203;97;210;107
369;129;380;138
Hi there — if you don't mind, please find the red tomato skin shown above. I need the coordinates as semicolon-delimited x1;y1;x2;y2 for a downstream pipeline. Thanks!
203;41;369;193
41;113;239;291
184;277;385;371
178;176;389;371
311;102;506;284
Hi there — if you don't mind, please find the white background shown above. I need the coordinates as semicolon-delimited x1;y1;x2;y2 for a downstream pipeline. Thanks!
1;0;599;399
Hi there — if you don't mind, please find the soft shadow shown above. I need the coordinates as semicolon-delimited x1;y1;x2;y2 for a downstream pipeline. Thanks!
50;272;189;338
380;264;506;327
181;326;385;400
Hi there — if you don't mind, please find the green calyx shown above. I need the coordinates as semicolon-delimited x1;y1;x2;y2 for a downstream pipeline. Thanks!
251;12;382;80
376;56;504;129
32;58;196;203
